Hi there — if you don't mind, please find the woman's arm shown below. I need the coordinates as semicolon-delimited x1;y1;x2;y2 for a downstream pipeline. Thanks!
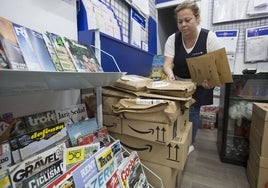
163;56;175;80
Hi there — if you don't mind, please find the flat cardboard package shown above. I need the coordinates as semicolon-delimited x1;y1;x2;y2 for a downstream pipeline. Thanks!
146;80;196;98
186;48;233;86
113;74;153;91
112;98;182;124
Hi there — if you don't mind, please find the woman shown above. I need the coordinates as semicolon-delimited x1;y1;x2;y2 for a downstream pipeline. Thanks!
163;0;222;154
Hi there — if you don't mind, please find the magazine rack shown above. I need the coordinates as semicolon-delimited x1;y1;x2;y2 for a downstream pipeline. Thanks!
110;135;164;188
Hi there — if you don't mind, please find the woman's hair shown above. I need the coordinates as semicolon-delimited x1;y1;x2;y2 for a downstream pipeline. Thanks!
174;0;200;20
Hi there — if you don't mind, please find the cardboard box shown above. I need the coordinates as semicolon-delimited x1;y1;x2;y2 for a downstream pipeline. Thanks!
249;124;268;158
141;160;181;188
176;108;190;137
103;114;122;134
250;103;268;158
110;122;192;170
116;107;189;144
247;160;256;188
252;103;268;134
247;146;268;188
122;118;175;144
186;48;233;86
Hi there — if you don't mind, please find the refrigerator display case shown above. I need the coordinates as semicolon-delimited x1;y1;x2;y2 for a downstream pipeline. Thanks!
217;74;268;166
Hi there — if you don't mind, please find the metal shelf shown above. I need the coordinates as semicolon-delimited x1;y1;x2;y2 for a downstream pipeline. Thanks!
0;70;126;96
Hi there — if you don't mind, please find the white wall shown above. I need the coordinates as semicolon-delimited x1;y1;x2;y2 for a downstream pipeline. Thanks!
0;0;78;40
0;0;80;117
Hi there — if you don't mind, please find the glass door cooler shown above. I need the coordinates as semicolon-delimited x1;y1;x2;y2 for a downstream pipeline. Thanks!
217;73;268;166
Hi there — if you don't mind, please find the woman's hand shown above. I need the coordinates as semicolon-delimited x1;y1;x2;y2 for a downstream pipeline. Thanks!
166;73;175;81
202;80;213;89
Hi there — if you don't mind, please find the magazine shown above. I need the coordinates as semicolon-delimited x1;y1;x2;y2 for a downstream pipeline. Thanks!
65;118;98;147
55;103;88;126
46;163;80;188
8;142;66;188
77;126;110;148
23;110;58;133
0;141;12;171
63;142;100;171
13;23;44;71
86;157;117;188
117;151;149;188
108;139;124;168
9;122;67;162
47;32;77;72
106;170;121;188
42;31;63;71
72;147;106;187
0;114;27;144
22;159;64;188
0;16;27;70
0;37;9;69
63;37;103;72
0;169;11;188
25;27;56;71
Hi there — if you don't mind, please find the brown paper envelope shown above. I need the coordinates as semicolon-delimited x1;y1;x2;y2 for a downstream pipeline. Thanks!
186;53;221;86
213;48;233;84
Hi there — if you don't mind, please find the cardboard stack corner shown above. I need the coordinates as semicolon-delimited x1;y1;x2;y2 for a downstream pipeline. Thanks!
186;48;233;87
247;102;268;188
101;74;195;188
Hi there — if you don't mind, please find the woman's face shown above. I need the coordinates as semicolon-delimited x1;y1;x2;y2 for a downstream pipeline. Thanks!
176;8;199;36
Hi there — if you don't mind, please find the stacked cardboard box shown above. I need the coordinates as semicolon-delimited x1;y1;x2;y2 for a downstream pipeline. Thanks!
247;102;268;188
100;75;195;188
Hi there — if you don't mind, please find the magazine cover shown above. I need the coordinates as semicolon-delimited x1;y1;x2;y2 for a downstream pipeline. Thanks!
63;142;100;171
72;147;106;188
22;159;64;188
87;157;116;188
55;103;88;126
117;151;150;188
106;169;121;188
25;28;56;71
94;144;114;172
0;16;27;70
85;140;123;188
47;32;77;72
46;163;80;188
12;23;43;71
77;126;110;148
66;118;98;147
0;113;27;144
42;31;63;71
63;37;103;72
0;141;12;171
0;169;11;188
9;122;67;162
23;110;58;133
8;142;66;188
0;39;9;69
109;139;124;168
